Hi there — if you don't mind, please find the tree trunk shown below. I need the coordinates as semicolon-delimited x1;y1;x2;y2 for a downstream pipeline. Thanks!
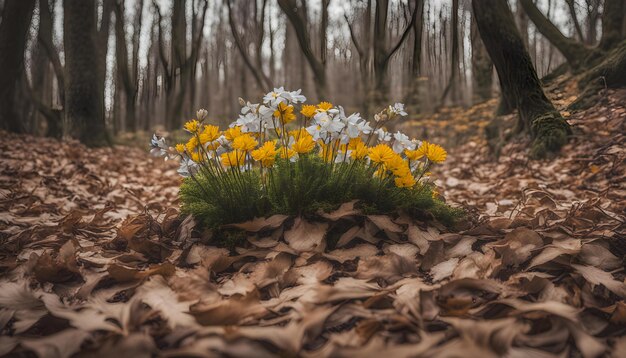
585;0;601;45
63;0;110;146
440;0;459;106
277;0;328;100
472;0;570;157
598;0;625;51
0;0;35;133
471;16;493;103
566;0;585;42
404;0;424;113
519;0;591;69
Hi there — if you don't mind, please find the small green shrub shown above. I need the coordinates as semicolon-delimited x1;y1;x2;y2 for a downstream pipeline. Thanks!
151;88;462;230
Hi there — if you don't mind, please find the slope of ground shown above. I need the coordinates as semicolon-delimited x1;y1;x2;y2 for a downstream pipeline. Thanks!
0;89;624;357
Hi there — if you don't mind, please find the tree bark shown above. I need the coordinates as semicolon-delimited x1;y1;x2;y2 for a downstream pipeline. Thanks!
599;0;625;51
519;0;591;69
440;0;460;106
371;0;416;109
277;0;328;100
470;16;493;103
403;0;424;113
114;0;142;132
0;0;35;133
472;0;570;157
226;0;271;91
63;0;110;146
566;0;585;42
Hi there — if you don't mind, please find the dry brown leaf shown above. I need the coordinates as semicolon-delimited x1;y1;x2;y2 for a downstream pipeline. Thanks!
225;214;289;232
107;262;175;282
284;217;328;252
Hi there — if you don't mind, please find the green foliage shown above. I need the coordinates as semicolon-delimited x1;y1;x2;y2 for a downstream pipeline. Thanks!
179;168;267;228
180;153;461;229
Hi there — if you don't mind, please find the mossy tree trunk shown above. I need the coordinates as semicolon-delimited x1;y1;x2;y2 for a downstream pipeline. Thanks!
63;0;110;147
0;0;35;133
519;0;592;69
472;0;571;157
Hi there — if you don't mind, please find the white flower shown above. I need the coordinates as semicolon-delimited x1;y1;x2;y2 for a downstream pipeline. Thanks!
389;102;408;117
335;149;352;163
178;157;198;177
150;134;169;157
196;108;208;120
306;124;322;141
235;112;258;132
262;87;306;107
375;128;391;142
392;131;416;153
263;87;287;107
345;112;372;139
314;112;345;141
284;89;306;104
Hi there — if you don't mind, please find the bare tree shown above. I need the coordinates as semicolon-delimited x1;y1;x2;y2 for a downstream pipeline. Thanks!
0;0;35;133
519;0;592;69
277;0;329;100
440;0;459;106
372;0;416;108
473;0;570;157
226;0;271;91
565;0;585;42
154;0;208;129
63;0;110;146
114;0;144;132
598;0;625;51
471;15;493;103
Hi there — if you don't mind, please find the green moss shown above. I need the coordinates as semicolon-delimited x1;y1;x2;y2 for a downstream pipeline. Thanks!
530;111;571;158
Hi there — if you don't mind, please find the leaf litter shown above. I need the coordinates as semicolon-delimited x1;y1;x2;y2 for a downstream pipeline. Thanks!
0;88;625;357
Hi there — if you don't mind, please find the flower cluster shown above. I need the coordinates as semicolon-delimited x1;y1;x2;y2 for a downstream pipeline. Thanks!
152;87;450;226
153;88;445;185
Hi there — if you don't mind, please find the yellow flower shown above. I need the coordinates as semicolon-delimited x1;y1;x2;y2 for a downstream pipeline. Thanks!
418;141;447;163
274;102;296;124
184;119;200;133
351;142;368;160
301;105;317;117
317;101;333;112
191;151;202;162
395;174;416;188
251;141;277;167
432;189;440;199
186;136;199;153
292;135;315;154
175;143;185;154
232;133;258;152
279;147;297;160
368;144;395;164
404;148;423;161
224;126;243;141
385;154;410;177
205;141;220;151
200;125;220;143
347;137;363;150
221;150;245;167
288;128;311;140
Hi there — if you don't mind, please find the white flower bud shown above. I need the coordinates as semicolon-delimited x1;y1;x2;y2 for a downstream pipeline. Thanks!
238;97;246;106
196;108;208;120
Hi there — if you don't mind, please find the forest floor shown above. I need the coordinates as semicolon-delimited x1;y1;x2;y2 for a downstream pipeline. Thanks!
0;79;625;357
